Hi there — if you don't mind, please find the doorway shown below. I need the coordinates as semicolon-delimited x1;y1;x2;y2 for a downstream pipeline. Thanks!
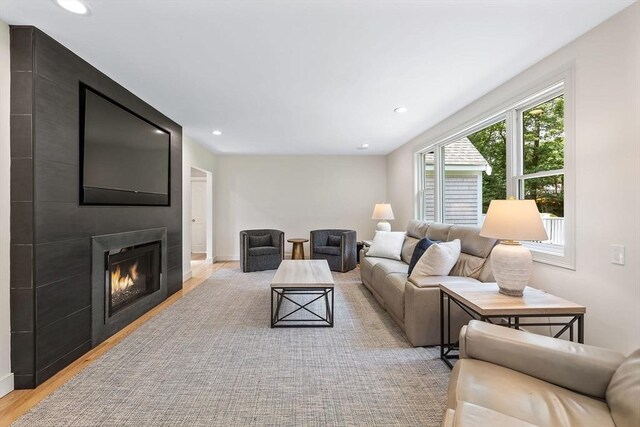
190;167;209;271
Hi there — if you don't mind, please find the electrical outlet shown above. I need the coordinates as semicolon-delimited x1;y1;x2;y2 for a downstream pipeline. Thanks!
611;244;625;265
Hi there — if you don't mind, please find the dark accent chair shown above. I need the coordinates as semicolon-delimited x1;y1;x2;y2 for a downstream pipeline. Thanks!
310;229;357;272
240;229;285;272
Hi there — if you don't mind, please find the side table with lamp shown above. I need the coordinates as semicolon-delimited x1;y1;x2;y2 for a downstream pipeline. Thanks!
439;198;586;368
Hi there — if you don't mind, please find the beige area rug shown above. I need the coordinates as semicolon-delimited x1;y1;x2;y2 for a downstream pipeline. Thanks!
14;267;450;426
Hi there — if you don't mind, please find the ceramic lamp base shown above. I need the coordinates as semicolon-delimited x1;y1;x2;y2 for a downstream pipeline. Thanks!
490;242;532;297
376;221;391;232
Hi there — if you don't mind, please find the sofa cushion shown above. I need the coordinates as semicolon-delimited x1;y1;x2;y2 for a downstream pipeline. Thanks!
451;401;537;427
367;231;406;260
327;235;341;247
426;222;451;242
371;260;409;297
606;349;640;427
408;237;438;276
248;246;280;256
314;245;341;256
372;259;409;276
406;219;430;239
360;256;384;285
450;359;616;427
448;225;497;258
449;253;486;279
382;273;407;323
248;234;271;248
408;275;480;289
410;239;461;278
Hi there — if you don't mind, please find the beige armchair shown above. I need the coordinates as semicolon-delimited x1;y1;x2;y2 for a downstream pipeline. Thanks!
444;320;639;427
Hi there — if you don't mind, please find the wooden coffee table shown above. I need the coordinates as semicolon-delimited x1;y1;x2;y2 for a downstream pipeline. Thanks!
439;282;586;368
270;260;334;328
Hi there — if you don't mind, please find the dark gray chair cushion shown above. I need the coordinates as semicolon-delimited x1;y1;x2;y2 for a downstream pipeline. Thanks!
314;246;341;256
248;246;280;256
249;234;271;248
327;235;341;247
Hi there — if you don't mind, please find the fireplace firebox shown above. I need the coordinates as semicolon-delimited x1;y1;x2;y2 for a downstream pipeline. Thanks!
91;228;168;345
107;242;161;317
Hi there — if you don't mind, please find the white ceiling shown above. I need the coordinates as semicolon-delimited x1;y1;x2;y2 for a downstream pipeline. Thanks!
0;0;634;155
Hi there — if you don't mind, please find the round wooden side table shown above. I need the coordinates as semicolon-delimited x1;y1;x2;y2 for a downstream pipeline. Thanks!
287;238;309;260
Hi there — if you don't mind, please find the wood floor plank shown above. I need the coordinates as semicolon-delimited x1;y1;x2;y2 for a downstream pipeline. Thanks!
0;261;239;427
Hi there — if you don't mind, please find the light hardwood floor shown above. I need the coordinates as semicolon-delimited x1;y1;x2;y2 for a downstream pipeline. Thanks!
0;261;238;427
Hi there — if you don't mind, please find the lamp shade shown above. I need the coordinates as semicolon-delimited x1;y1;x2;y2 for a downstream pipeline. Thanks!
480;199;548;241
372;203;394;220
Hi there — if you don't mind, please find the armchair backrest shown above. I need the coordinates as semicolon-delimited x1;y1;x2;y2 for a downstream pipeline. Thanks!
606;349;640;427
310;229;356;248
240;229;284;249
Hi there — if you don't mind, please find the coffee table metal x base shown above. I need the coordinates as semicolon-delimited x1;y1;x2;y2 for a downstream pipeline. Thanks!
271;287;334;328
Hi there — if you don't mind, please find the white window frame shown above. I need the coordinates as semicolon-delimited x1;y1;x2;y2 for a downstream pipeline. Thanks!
414;68;576;270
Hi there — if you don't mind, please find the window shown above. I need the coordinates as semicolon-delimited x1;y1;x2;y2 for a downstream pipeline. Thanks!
416;79;574;268
517;95;565;255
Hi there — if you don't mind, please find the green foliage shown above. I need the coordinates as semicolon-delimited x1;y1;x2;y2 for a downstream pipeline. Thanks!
467;121;507;213
522;96;565;216
466;96;565;217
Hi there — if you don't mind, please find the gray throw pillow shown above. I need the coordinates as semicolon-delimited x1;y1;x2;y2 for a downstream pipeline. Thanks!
249;234;271;248
327;235;341;247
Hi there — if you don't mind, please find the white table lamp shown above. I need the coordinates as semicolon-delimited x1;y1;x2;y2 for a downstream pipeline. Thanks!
480;199;548;296
372;203;394;232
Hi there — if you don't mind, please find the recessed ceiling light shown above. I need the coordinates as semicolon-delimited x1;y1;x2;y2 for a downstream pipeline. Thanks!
55;0;90;15
394;106;408;114
212;130;222;136
357;144;369;150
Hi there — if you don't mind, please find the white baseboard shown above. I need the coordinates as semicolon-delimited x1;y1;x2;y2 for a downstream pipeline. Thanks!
182;270;193;282
205;257;213;263
215;255;240;261
0;372;14;398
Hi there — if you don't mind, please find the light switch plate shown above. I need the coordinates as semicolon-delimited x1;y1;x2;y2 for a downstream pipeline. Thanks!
611;244;625;265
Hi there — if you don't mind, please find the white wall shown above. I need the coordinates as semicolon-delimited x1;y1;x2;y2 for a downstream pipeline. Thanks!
215;155;387;259
182;136;217;281
387;3;640;354
0;20;14;397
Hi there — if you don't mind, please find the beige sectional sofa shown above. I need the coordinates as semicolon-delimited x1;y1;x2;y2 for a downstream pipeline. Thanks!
444;321;640;427
360;220;497;346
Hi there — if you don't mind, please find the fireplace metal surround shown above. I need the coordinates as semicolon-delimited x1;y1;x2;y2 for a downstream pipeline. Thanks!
91;228;168;345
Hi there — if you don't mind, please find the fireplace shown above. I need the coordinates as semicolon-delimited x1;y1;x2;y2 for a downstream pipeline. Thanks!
92;228;168;345
107;242;161;317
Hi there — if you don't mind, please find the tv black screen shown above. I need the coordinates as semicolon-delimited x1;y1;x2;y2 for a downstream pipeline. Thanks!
80;85;170;206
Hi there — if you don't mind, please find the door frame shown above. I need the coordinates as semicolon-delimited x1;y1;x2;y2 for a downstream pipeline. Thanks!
185;166;213;280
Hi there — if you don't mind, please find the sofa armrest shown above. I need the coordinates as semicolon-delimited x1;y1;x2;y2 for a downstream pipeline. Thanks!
460;320;626;399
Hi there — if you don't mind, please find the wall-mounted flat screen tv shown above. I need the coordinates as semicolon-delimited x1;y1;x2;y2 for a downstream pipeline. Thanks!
80;85;170;206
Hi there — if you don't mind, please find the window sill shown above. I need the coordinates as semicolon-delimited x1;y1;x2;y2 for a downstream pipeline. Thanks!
526;242;575;270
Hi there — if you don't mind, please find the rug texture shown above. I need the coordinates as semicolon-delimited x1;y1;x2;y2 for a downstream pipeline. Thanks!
14;267;450;426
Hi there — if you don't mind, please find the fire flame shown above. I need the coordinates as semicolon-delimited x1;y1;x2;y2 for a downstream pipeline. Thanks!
111;261;139;295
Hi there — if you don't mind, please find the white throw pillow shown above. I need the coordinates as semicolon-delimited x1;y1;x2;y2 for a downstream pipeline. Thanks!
409;239;461;278
366;231;406;261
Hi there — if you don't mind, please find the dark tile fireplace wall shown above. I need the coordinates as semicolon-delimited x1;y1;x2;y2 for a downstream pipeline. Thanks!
9;26;183;389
